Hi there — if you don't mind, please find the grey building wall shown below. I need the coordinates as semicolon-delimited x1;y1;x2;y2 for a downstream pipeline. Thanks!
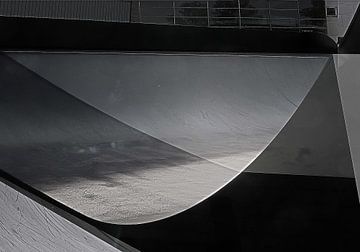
0;0;131;22
325;0;360;41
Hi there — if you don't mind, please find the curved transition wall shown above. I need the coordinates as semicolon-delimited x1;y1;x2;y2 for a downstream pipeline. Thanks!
0;52;353;226
8;53;328;172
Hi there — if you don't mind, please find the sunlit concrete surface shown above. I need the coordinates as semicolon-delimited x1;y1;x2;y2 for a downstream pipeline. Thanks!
0;181;125;252
0;54;233;224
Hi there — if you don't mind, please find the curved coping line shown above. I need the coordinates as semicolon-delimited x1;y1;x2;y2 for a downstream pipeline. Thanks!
6;51;329;174
5;50;331;59
4;52;330;224
106;56;330;225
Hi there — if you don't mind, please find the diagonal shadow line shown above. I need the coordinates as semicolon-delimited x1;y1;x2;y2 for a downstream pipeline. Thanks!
2;52;240;173
6;52;328;175
0;52;329;225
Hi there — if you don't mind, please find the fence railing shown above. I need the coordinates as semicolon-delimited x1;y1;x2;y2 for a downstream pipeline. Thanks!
0;0;328;34
130;0;327;33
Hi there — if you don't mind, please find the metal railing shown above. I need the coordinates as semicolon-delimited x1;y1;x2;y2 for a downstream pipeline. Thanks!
130;0;327;33
0;0;328;34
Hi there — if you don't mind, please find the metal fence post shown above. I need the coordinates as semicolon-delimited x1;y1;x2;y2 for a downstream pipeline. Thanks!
173;1;176;25
297;0;301;32
268;0;272;31
138;0;141;23
206;1;210;27
238;0;241;29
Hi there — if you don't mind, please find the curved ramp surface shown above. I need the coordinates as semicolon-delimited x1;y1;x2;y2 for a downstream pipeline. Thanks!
1;53;327;224
9;52;327;171
0;54;234;224
99;59;359;252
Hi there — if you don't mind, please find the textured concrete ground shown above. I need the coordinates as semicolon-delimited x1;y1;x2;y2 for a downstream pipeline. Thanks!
0;181;126;252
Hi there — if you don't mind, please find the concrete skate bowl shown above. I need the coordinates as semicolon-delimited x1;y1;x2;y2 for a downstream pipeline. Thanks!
0;51;356;234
